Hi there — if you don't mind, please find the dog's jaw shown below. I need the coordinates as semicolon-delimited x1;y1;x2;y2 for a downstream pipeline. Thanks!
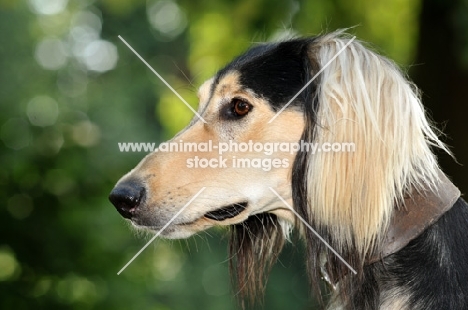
116;171;297;239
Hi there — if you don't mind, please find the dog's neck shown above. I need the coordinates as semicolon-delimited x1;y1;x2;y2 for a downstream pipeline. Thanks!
370;169;460;263
323;169;461;287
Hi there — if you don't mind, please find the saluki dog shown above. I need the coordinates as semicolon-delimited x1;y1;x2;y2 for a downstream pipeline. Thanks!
109;31;467;309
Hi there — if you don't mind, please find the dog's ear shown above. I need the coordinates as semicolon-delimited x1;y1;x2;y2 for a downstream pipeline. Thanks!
293;32;449;284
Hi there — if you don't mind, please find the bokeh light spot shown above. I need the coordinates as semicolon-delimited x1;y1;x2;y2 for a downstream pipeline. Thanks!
55;274;100;304
152;243;184;281
27;95;59;127
147;0;187;39
72;10;102;34
0;248;20;281
82;40;118;72
28;0;68;15
34;37;68;70
72;120;101;147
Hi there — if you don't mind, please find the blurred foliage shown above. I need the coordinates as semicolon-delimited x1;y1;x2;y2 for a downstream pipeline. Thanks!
0;0;466;309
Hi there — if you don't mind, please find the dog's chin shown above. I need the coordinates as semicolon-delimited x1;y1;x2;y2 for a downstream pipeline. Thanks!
129;202;252;239
130;221;201;239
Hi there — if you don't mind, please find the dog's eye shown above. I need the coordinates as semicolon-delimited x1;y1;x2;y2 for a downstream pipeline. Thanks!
232;99;252;117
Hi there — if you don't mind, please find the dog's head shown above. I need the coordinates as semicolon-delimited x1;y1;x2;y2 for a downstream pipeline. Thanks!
109;38;314;238
110;32;447;303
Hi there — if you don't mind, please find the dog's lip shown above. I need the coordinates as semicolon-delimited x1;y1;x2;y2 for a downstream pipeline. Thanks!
132;202;250;228
203;202;249;221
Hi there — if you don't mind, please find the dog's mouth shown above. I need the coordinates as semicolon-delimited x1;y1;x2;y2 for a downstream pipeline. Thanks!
203;202;248;221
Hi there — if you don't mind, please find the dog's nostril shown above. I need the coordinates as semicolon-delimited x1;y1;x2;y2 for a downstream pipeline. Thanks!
109;182;146;219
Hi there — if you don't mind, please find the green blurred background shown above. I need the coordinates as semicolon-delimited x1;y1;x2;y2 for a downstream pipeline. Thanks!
1;0;467;309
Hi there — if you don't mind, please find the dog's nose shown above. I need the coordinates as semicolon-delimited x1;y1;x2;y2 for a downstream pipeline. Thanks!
109;180;146;219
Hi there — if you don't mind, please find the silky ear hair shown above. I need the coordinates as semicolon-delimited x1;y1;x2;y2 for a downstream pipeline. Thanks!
305;32;451;259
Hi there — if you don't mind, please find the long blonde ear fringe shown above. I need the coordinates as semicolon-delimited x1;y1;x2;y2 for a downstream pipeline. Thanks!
306;31;451;258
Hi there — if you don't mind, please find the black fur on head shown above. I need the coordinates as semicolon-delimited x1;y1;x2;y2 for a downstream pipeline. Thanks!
217;38;316;111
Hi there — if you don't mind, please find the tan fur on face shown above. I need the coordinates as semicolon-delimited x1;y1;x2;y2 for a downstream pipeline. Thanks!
116;72;303;237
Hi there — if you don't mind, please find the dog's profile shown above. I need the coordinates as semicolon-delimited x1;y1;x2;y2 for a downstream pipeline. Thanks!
109;31;468;309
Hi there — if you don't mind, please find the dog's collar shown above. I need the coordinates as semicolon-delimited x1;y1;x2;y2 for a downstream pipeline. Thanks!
368;169;460;263
322;169;461;287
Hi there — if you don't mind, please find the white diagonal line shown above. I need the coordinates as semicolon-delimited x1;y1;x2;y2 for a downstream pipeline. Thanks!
268;187;357;275
268;36;356;123
117;187;206;275
118;35;207;124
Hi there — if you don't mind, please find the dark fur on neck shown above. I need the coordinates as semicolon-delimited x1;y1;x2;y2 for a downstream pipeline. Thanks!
229;213;285;308
326;197;468;309
370;197;468;309
228;197;468;309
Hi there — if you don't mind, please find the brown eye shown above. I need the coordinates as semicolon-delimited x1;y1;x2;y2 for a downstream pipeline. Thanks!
232;99;252;117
